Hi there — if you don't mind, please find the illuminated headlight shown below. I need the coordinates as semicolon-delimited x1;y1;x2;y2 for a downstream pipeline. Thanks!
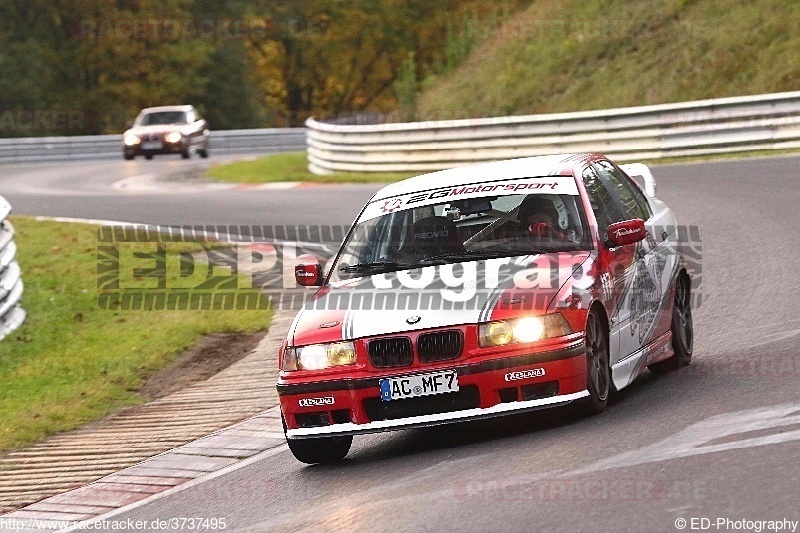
165;131;182;143
479;314;572;347
123;134;140;146
282;341;357;371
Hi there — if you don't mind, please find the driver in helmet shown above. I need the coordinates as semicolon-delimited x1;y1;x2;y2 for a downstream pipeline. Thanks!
516;195;577;243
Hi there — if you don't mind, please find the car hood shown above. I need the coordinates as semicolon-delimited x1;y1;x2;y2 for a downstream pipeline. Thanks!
124;124;187;136
289;251;591;346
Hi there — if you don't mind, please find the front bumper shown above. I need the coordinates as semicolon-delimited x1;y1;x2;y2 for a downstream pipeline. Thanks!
279;341;587;439
123;142;186;156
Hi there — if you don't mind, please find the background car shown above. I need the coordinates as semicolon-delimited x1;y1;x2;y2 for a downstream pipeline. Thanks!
122;105;209;160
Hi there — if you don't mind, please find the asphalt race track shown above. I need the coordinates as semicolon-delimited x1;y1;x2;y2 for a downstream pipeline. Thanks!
0;157;376;228
2;155;800;532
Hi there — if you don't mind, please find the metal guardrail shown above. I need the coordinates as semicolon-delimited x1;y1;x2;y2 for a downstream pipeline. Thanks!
306;92;800;174
0;195;25;341
0;129;307;163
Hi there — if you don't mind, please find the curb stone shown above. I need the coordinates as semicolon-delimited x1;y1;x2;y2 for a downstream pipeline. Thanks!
0;311;293;522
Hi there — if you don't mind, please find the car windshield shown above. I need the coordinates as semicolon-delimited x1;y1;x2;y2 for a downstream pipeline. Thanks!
136;111;188;126
330;180;591;281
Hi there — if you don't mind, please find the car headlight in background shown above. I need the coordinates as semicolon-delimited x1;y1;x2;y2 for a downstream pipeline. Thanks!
123;134;140;146
479;314;572;347
165;131;182;143
282;341;357;371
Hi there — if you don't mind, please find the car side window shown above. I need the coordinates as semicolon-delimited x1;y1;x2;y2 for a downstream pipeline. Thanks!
581;166;625;236
621;171;653;218
593;160;650;221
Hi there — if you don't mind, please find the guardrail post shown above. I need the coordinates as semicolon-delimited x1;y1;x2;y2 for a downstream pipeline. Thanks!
0;195;25;340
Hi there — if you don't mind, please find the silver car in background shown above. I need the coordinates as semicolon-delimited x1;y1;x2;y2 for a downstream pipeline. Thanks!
122;105;210;160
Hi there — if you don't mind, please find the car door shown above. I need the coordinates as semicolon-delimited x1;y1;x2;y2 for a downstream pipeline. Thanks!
581;162;652;368
618;163;679;350
590;160;671;360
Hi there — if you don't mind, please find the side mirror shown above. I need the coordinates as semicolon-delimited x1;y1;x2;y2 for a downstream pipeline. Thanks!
606;219;646;247
295;261;323;287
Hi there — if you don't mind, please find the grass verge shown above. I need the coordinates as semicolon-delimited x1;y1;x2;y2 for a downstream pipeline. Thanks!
0;217;271;451
418;0;800;120
205;151;416;184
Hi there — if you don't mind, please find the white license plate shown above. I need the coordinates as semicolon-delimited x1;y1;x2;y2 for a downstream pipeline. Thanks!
379;370;458;402
142;141;162;150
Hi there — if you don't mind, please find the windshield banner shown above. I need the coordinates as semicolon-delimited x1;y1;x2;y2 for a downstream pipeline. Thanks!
360;176;580;222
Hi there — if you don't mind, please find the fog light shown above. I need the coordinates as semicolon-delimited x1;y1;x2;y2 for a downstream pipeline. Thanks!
327;341;356;366
479;314;572;348
287;341;357;371
479;321;513;347
298;344;328;370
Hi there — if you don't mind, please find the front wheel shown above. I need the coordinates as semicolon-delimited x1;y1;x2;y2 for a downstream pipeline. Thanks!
287;436;352;464
283;416;351;464
649;274;693;373
579;311;610;415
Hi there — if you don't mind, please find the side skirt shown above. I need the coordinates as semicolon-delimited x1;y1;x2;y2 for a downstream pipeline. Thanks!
610;330;674;391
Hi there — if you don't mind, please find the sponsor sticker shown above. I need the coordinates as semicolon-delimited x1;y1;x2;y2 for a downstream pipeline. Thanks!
504;368;546;381
298;396;335;407
360;177;580;222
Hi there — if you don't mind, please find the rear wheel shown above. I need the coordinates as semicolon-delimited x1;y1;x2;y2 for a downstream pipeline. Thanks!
181;148;191;159
283;416;351;464
579;311;610;415
649;274;693;373
144;154;153;160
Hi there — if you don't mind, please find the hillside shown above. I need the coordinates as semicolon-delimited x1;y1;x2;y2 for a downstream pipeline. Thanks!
417;0;800;119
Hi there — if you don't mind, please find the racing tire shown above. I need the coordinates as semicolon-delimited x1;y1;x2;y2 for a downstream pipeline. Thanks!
648;273;693;374
578;310;610;416
283;416;352;464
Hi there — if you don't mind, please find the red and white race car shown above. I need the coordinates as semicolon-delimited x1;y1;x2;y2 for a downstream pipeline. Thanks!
277;154;693;464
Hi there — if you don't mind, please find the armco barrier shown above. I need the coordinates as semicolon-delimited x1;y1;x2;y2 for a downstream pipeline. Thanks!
306;91;800;174
0;195;25;340
0;128;306;163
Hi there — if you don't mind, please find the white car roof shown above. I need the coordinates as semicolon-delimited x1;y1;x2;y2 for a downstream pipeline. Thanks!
370;154;583;201
138;105;194;114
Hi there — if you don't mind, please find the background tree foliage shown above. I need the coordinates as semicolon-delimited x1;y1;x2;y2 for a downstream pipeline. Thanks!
0;0;525;135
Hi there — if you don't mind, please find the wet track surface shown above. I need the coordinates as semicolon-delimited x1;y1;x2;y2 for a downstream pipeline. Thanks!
2;155;799;532
0;157;376;227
